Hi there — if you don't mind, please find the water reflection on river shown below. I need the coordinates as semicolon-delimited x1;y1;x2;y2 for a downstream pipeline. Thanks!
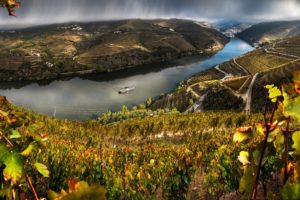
0;38;253;120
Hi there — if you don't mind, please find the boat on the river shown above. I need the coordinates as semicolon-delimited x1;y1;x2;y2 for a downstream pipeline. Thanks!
118;86;135;94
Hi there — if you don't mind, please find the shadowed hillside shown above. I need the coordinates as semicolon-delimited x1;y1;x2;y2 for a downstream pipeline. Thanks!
237;20;300;45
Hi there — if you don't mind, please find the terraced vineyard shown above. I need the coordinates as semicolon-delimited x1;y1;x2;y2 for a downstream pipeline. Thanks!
2;99;265;199
218;60;248;76
251;59;300;111
186;68;224;85
150;34;300;114
223;76;250;91
273;35;300;57
235;49;294;74
150;89;197;112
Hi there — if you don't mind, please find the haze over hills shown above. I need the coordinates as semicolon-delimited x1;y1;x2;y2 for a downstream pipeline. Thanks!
213;19;252;38
237;20;300;45
0;19;229;81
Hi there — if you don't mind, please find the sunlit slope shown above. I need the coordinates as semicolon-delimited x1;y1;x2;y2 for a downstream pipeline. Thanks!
0;19;229;81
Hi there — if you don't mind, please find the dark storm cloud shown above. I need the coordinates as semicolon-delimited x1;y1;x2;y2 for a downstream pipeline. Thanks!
0;0;299;27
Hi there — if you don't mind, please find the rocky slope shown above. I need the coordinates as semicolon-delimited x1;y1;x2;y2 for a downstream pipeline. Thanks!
0;19;229;81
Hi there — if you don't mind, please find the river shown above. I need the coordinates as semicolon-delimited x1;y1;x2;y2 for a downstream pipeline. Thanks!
0;38;253;120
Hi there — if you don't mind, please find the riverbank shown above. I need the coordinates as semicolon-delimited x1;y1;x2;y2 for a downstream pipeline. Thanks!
0;39;253;119
0;19;229;81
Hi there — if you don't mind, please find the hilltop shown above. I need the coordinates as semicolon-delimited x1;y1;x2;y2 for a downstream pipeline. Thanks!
236;20;300;45
0;19;229;81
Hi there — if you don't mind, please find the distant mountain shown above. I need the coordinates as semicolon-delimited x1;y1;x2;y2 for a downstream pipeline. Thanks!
0;19;229;81
213;19;252;38
237;20;300;45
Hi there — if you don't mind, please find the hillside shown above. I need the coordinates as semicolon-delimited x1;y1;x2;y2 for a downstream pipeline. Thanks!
0;96;264;199
236;20;300;45
1;82;299;199
0;19;229;81
150;34;300;113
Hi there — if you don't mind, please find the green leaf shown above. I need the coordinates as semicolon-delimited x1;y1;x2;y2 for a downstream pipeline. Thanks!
274;134;285;153
282;182;300;200
3;152;24;184
0;188;12;199
267;128;280;143
283;90;300;122
34;162;50;178
256;123;265;136
20;143;36;156
149;159;155;166
238;151;250;165
28;124;38;132
253;149;260;166
47;190;59;200
0;143;9;162
233;132;249;143
239;167;254;198
9;130;21;139
265;84;281;102
292;131;300;154
48;181;106;200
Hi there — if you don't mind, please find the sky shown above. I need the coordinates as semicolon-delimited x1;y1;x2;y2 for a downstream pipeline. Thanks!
0;0;300;27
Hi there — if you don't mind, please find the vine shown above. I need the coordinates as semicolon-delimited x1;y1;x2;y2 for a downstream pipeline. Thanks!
234;72;300;199
0;97;49;199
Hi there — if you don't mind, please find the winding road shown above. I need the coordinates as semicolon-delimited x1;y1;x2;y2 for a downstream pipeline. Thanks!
215;65;233;81
187;57;259;113
244;73;259;112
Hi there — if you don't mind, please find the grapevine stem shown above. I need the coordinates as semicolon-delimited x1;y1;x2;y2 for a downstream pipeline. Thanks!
25;175;39;200
283;117;291;184
251;100;278;199
0;130;13;147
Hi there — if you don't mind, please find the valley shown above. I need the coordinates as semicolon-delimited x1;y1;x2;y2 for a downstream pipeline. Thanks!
153;34;300;115
0;38;252;119
1;16;300;200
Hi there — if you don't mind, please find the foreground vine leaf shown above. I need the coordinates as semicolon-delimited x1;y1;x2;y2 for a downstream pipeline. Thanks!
234;127;252;142
239;167;254;198
238;151;250;165
252;149;260;166
283;89;300;122
282;182;300;200
34;162;50;178
21;142;36;156
292;131;300;154
0;143;9;161
9;130;21;139
48;181;106;200
265;84;282;102
3;151;24;184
